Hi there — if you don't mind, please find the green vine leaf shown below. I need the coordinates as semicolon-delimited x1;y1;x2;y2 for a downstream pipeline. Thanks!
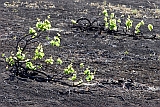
148;24;153;31
56;58;63;65
1;53;5;57
64;63;75;74
34;44;44;60
26;61;36;70
84;68;90;75
45;56;54;64
50;36;60;47
36;19;51;31
6;56;15;66
86;74;94;82
135;20;144;34
29;27;37;36
102;10;108;17
69;74;77;81
109;19;117;31
16;46;25;60
110;13;115;19
125;15;133;30
80;63;84;68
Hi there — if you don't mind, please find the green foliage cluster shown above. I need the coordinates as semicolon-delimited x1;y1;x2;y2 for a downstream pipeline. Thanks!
3;8;155;87
50;33;61;47
102;9;153;35
135;20;144;34
84;68;95;82
103;10;118;31
64;63;95;83
3;16;95;86
125;15;133;31
4;17;62;71
36;18;51;31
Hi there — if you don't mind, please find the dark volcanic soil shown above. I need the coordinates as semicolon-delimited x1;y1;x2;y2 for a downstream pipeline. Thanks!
0;0;160;107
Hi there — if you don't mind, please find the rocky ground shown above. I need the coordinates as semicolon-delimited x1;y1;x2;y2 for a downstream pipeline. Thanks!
0;0;160;107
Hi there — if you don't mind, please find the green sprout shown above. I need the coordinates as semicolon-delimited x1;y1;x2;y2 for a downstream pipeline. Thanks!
6;56;15;66
102;9;108;17
135;20;144;34
124;51;129;55
103;10;118;31
50;36;60;47
56;58;63;65
110;13;115;19
34;44;44;60
103;9;109;29
47;15;50;19
104;16;108;22
69;73;77;81
80;63;84;68
86;74;94;82
109;19;117;31
16;46;25;60
84;68;95;82
45;56;54;64
125;15;133;31
105;22;109;29
26;61;36;70
37;64;42;69
64;63;75;74
2;53;5;57
104;16;109;29
50;33;60;47
148;24;153;31
29;27;37;38
84;68;90;75
36;19;51;31
71;19;77;24
64;63;95;83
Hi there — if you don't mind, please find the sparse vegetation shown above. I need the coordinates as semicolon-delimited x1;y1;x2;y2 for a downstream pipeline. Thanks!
1;0;160;107
125;15;133;31
3;16;95;86
72;9;155;39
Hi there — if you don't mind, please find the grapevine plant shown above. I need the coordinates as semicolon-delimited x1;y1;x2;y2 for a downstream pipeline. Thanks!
4;17;59;81
2;8;155;86
71;9;155;39
3;17;95;85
